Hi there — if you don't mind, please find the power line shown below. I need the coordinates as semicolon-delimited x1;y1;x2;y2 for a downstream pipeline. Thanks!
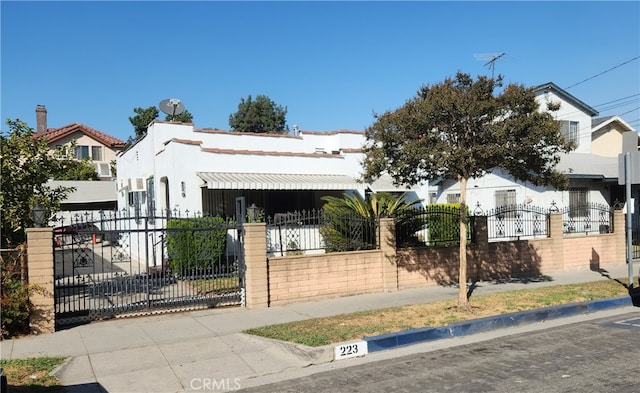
618;106;640;117
564;56;640;89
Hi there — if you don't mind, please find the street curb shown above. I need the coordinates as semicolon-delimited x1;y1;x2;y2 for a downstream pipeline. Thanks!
363;295;635;353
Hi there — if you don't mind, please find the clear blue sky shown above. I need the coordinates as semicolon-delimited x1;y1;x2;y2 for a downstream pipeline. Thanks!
2;1;639;142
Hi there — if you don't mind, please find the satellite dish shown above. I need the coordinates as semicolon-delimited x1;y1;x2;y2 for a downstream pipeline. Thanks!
159;98;185;120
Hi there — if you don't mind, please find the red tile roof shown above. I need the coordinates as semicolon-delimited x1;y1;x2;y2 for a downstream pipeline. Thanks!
35;123;126;148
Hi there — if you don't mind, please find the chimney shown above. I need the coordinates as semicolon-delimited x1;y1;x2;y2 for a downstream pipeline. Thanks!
36;105;47;133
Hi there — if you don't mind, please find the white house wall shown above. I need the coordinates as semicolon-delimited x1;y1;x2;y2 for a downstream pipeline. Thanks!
116;122;380;216
535;89;592;154
432;170;610;212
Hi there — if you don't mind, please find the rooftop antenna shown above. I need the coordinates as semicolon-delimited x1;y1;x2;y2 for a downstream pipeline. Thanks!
473;52;505;79
159;98;185;121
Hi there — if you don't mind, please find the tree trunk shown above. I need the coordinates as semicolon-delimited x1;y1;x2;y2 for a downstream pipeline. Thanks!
458;176;468;309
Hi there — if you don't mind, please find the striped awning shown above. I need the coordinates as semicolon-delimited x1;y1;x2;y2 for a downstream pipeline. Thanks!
367;174;419;192
197;172;361;190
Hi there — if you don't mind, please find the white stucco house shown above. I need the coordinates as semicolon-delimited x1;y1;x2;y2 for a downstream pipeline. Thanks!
115;123;423;220
429;82;637;214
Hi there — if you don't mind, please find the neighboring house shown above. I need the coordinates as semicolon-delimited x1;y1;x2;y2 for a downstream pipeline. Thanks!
591;115;636;157
429;82;636;215
32;105;124;226
34;105;126;180
115;121;417;219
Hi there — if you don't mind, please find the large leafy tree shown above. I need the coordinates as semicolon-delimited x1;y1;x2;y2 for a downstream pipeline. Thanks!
128;105;194;141
0;119;75;248
129;106;159;139
229;95;288;134
362;72;573;309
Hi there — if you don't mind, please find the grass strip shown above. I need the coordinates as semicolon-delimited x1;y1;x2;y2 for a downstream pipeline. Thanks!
244;278;635;347
0;356;66;392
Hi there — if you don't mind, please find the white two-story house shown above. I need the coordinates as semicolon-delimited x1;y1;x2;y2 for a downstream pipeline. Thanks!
429;82;636;215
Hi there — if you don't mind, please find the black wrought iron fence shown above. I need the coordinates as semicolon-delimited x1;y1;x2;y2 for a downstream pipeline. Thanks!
395;205;471;248
559;203;614;235
485;204;550;240
266;209;378;256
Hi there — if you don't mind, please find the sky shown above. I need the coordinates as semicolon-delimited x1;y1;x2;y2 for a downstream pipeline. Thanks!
2;1;639;142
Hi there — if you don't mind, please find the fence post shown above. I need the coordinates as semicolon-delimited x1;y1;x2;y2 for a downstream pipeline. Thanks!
547;212;565;272
613;209;626;263
243;222;269;308
26;227;55;334
379;218;398;291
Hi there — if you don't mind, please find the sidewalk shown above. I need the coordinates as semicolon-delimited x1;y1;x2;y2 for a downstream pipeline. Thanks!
1;263;637;393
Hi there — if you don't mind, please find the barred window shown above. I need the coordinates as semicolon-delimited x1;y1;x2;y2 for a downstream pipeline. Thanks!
569;188;589;217
446;193;460;204
495;189;517;217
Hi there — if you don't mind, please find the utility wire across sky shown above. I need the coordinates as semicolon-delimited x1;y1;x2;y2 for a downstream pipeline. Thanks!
565;56;640;90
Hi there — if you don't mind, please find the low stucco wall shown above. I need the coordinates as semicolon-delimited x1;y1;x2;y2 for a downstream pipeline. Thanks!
267;250;384;306
251;212;625;307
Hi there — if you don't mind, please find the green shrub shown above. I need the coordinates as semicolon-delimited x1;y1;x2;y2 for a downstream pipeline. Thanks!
1;277;32;338
424;203;469;246
165;216;228;273
396;203;470;247
1;248;33;338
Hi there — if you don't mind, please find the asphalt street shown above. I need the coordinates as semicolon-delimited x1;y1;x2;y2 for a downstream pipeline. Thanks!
239;311;640;393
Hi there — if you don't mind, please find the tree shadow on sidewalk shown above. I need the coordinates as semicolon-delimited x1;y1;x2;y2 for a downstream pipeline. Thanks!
466;275;554;298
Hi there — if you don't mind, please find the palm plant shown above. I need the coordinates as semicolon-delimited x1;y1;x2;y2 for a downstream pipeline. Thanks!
320;192;422;252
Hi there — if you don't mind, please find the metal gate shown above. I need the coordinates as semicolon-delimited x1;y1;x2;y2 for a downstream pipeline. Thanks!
53;211;245;328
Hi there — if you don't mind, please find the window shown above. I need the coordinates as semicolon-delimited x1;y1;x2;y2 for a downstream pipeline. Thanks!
560;121;579;146
129;191;144;223
495;189;516;208
74;145;89;159
429;192;437;204
147;177;155;219
495;189;517;217
446;193;460;204
569;188;589;217
92;146;102;161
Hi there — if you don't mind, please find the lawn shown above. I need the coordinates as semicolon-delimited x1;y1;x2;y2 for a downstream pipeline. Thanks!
0;357;66;392
244;278;637;347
